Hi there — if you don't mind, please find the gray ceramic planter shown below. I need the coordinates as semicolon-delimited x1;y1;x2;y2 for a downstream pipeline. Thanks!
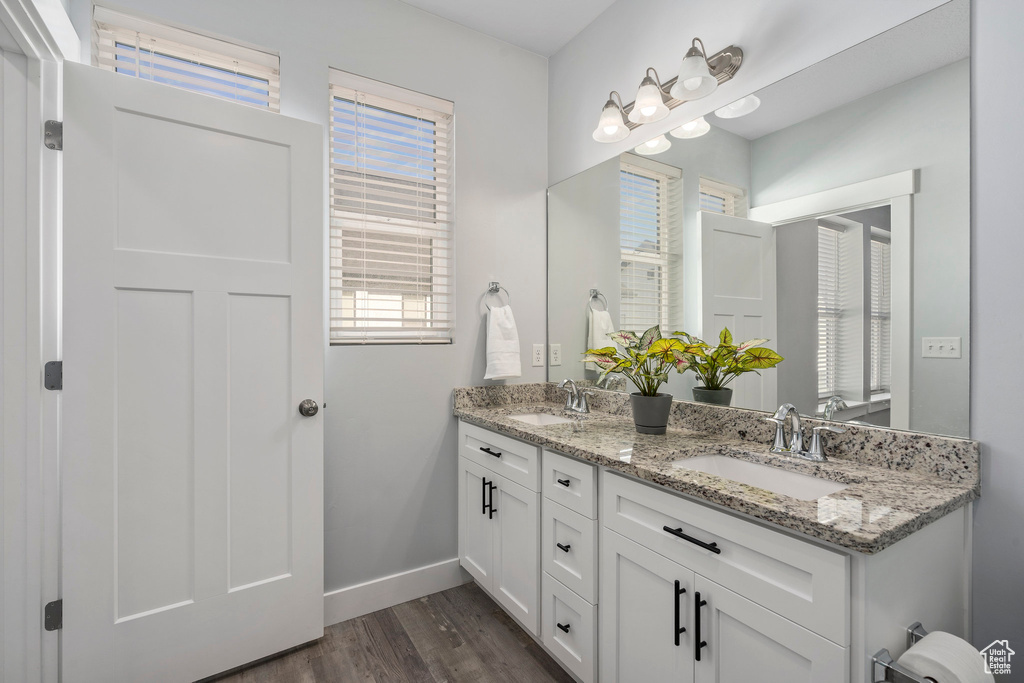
630;393;673;434
692;387;733;406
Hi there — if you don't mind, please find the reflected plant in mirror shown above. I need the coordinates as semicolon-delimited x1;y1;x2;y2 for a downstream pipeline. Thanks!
671;328;783;407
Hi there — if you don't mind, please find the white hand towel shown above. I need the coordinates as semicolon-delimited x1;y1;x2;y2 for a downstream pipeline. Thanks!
484;305;522;380
588;308;617;350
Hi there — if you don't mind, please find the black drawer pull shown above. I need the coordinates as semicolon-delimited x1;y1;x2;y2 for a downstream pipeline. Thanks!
556;543;571;553
674;580;687;646
663;525;721;554
480;446;502;458
557;623;570;633
695;591;707;661
557;478;571;487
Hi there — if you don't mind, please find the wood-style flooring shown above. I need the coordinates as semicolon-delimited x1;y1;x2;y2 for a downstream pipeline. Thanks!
209;582;575;683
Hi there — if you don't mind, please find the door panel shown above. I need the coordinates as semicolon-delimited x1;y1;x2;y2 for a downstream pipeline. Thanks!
493;476;540;635
458;457;494;585
62;62;324;682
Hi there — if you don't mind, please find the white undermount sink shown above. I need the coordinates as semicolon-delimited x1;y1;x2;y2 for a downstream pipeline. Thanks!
509;412;576;426
673;455;849;501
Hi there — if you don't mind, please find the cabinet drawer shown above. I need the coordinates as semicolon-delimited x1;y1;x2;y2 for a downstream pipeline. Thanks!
542;573;596;683
459;421;540;491
543;450;597;518
601;471;849;645
542;498;598;603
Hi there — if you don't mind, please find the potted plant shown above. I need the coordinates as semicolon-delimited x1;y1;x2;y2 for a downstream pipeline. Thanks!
670;327;784;406
583;325;685;434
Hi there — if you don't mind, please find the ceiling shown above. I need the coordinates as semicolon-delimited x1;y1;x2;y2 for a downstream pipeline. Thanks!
396;0;617;56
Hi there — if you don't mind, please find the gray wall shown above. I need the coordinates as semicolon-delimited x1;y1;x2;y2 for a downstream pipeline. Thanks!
971;0;1024;651
775;219;819;415
68;0;550;594
750;59;970;436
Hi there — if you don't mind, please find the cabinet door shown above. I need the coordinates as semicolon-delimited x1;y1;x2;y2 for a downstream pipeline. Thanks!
693;576;847;683
492;475;540;636
600;529;695;683
458;457;494;586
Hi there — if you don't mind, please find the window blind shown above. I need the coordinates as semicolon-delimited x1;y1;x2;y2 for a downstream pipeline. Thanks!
329;69;455;344
699;178;747;217
817;226;842;398
93;7;280;111
619;158;681;332
870;239;892;393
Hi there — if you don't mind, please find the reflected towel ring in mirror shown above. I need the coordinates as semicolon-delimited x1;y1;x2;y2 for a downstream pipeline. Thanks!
485;282;511;310
589;288;609;311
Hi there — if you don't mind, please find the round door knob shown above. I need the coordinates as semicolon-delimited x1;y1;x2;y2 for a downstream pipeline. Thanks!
298;399;319;417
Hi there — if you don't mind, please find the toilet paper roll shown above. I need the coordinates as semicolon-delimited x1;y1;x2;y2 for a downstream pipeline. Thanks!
897;631;995;683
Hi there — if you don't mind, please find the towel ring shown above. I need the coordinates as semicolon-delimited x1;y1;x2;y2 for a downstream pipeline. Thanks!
485;282;511;310
588;288;609;312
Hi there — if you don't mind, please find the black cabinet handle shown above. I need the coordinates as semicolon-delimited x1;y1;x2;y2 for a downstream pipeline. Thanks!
695;591;707;661
556;543;571;553
663;525;722;554
481;477;488;515
488;482;497;519
557;623;570;634
480;446;502;458
674;580;687;646
557;478;571;487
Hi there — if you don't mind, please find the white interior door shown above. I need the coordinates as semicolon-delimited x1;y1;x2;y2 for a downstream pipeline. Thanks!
61;62;324;683
699;212;777;411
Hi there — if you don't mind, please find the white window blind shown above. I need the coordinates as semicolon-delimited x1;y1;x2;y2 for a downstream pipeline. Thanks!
817;226;842;398
870;238;892;393
699;177;747;217
329;69;455;344
93;7;280;111
619;157;681;332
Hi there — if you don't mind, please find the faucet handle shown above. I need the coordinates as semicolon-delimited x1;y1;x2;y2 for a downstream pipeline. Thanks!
764;417;787;452
807;425;846;461
577;389;596;414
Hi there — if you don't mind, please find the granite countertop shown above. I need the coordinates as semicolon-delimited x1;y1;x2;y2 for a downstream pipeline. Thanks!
453;391;979;554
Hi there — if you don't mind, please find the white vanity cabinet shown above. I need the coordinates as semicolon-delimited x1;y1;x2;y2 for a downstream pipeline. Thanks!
457;422;541;635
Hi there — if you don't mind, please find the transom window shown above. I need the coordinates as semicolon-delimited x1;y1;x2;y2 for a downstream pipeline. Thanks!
699;177;747;217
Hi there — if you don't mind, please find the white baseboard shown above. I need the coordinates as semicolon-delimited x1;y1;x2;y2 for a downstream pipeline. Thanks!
323;557;471;627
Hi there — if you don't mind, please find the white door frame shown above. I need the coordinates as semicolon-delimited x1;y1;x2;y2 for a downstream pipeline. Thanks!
749;170;916;430
0;2;77;682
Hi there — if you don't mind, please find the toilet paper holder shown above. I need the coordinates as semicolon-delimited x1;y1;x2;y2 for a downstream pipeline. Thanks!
872;622;931;683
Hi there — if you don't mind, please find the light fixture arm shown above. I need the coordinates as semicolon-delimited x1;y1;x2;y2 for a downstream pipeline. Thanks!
608;90;626;112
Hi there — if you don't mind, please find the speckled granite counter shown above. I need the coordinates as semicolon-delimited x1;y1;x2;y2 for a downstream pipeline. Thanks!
453;384;980;554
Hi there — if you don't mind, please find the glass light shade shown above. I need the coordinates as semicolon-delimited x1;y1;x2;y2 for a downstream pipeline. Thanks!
592;99;629;143
715;94;761;119
670;116;710;139
669;49;718;101
634;134;671;156
628;77;669;124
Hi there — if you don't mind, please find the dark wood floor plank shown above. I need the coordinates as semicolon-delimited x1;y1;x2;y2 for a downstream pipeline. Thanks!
310;619;378;682
393;595;486;683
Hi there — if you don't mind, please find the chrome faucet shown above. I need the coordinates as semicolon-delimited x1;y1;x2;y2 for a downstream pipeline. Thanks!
557;379;594;414
766;403;845;462
822;396;848;420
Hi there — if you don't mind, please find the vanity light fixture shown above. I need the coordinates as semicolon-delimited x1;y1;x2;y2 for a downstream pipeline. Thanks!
670;116;711;139
714;94;761;119
592;91;630;142
628;68;670;124
591;38;743;144
634;134;672;156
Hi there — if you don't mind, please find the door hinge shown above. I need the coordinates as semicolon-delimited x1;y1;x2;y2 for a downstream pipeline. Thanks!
44;599;62;631
44;120;63;150
44;360;62;390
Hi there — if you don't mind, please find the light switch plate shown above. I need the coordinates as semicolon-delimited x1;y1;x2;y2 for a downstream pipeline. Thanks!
532;344;545;367
550;344;562;366
922;336;962;358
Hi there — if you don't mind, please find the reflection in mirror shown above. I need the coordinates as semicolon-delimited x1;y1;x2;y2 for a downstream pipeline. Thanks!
547;0;969;437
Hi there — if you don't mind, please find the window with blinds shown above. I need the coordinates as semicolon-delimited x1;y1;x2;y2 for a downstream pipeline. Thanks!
817;226;842;398
699;178;747;217
329;69;455;344
92;7;280;111
870;238;892;393
619;158;681;332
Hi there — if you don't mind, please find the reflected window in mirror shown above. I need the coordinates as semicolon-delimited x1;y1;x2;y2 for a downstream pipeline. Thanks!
698;177;747;218
619;157;682;331
817;226;843;399
870;238;892;395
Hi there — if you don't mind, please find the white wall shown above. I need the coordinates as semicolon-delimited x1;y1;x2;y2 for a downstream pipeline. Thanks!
750;60;970;436
547;0;949;184
971;0;1024;650
68;0;549;596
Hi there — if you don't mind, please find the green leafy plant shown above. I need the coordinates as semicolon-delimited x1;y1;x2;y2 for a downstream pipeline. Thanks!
582;325;686;396
670;327;784;390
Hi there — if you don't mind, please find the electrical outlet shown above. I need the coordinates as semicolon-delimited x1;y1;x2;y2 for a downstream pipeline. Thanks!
532;344;545;367
550;344;562;366
922;336;962;359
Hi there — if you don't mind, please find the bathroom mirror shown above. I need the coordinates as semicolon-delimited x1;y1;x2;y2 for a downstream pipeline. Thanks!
547;1;970;438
